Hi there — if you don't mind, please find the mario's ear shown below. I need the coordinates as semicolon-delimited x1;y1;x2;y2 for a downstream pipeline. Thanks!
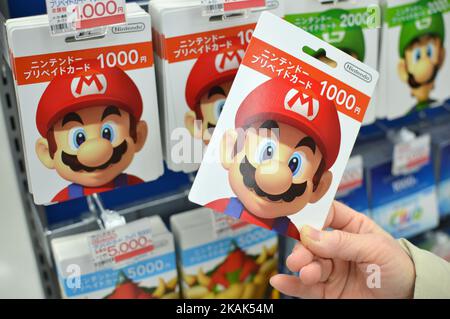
220;129;238;171
184;111;202;139
36;138;55;169
397;58;408;83
310;170;332;204
135;121;148;152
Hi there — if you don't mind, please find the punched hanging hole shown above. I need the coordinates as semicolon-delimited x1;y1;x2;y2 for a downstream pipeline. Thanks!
5;93;12;108
302;45;337;68
65;33;106;43
65;27;107;43
209;12;245;22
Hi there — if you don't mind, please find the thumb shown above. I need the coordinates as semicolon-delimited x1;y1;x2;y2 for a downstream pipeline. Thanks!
300;225;378;263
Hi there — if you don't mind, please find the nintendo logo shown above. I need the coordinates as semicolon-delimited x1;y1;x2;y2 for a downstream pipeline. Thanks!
344;62;372;83
112;23;145;34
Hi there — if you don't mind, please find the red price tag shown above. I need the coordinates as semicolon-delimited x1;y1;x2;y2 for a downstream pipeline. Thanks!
71;0;126;30
46;0;127;36
89;219;153;270
392;134;431;176
223;0;266;12
337;155;363;196
202;0;266;16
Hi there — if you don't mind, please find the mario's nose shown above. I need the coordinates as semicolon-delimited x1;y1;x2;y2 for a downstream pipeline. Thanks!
77;138;113;167
255;161;292;195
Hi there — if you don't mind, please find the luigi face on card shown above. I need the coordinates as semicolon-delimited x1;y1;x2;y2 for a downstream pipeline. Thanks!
206;78;341;239
397;14;446;110
35;66;148;203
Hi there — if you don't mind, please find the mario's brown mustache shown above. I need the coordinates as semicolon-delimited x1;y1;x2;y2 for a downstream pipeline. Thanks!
240;156;307;203
61;140;128;172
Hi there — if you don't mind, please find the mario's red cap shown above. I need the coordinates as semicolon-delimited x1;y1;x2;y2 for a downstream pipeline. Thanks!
185;38;245;111
36;63;142;136
235;77;341;170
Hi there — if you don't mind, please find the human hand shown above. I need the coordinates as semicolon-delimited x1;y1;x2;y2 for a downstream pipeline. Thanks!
270;201;416;299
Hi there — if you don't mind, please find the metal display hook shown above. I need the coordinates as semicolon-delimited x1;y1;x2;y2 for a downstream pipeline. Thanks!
87;193;126;230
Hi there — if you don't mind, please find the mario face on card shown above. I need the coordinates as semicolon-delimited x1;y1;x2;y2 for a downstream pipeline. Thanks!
207;78;340;240
189;12;378;240
184;39;244;145
35;66;148;203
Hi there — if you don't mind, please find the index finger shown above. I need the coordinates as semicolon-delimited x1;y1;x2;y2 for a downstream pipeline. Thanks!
323;201;377;234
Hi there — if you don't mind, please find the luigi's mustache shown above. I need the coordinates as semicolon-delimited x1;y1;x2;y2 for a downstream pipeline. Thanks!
407;65;439;89
61;140;128;172
239;156;307;203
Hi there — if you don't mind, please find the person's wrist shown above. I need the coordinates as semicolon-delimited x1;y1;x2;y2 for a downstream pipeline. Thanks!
406;255;416;299
399;245;416;299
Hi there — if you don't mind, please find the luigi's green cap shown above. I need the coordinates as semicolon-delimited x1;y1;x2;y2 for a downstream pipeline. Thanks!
316;8;366;61
399;10;445;57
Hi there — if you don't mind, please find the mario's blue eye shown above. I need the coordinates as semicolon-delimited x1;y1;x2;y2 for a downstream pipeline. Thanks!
101;123;116;143
413;48;421;63
426;43;434;58
256;139;277;163
288;152;303;177
214;99;226;120
68;127;86;151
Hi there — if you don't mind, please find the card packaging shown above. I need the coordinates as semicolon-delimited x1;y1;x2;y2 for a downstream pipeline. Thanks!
149;0;284;173
382;0;450;120
6;3;163;204
436;134;450;217
335;154;370;215
189;12;379;240
419;121;450;217
170;208;278;299
285;0;381;125
367;139;439;238
51;217;179;299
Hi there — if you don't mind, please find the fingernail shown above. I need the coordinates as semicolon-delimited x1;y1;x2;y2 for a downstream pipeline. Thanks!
303;225;321;242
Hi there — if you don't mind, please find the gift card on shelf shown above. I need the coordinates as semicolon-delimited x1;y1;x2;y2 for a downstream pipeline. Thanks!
6;3;164;205
51;216;179;299
284;0;381;125
382;0;450;119
149;0;284;173
170;207;278;299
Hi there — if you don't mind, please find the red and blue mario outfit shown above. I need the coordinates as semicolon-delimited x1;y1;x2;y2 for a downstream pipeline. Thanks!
207;198;301;240
52;174;143;202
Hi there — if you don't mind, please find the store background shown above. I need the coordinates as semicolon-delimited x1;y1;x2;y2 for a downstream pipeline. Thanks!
0;0;449;299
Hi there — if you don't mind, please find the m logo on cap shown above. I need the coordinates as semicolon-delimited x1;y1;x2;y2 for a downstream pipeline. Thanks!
284;88;319;121
71;73;107;98
215;49;245;73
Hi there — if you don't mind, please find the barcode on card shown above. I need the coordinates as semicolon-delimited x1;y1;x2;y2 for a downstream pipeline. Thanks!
207;4;224;11
94;257;114;269
50;23;70;33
